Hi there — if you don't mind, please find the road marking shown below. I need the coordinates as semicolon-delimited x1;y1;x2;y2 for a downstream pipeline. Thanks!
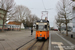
52;42;64;50
48;33;51;50
56;33;74;46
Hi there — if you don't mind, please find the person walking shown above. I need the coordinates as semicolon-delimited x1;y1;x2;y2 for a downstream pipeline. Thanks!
31;28;33;35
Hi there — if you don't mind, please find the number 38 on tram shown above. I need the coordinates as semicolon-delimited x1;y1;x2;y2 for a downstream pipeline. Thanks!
35;20;50;39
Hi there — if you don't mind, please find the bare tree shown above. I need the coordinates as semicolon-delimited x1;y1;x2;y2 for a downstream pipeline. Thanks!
12;5;31;30
0;0;15;31
31;14;40;23
55;14;62;33
25;14;40;27
55;12;65;33
13;5;31;22
56;0;72;36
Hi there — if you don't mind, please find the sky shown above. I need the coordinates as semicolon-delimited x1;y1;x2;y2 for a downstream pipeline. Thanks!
14;0;59;27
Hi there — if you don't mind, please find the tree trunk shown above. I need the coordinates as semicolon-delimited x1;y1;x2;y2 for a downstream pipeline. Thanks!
2;13;7;32
59;23;61;33
65;14;68;36
66;22;68;36
2;20;4;32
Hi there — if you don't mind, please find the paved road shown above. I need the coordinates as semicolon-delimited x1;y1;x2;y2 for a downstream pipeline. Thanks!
50;31;75;50
0;30;35;50
0;30;75;50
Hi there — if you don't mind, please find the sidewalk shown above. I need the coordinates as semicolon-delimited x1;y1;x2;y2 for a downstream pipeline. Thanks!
0;30;35;50
58;31;75;45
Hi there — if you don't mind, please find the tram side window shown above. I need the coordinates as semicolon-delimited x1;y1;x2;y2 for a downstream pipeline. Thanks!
45;25;47;29
45;25;47;30
36;25;38;30
48;26;49;30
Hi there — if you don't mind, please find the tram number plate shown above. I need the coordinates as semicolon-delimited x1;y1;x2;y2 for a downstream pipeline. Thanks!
38;37;42;39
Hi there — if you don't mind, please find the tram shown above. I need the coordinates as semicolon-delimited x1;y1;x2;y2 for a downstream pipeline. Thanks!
35;19;50;39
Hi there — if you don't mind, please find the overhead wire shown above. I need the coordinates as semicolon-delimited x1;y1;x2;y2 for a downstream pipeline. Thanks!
42;0;46;10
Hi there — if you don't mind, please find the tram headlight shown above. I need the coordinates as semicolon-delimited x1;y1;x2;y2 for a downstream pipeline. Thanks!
36;23;39;24
44;23;47;25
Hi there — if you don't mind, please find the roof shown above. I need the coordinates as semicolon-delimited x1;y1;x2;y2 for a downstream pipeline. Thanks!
8;21;21;25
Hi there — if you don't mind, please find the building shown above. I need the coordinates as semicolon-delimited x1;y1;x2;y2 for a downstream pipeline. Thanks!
0;8;8;30
21;23;24;29
0;19;3;28
7;21;21;30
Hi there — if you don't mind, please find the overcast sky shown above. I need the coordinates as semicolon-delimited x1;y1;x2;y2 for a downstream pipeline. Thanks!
14;0;59;27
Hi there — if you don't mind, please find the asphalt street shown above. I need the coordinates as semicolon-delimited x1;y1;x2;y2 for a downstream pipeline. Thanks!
50;31;75;50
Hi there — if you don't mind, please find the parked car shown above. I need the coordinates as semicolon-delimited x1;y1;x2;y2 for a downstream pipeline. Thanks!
54;29;58;31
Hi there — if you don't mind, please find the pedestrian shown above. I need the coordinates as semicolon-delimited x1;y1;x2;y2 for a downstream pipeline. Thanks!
31;28;33;35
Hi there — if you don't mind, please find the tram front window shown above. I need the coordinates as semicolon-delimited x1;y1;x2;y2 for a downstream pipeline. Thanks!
36;25;47;30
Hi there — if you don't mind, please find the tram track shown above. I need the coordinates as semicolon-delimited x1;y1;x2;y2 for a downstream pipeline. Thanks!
28;41;37;50
18;39;49;50
39;41;45;50
28;40;45;50
16;38;35;50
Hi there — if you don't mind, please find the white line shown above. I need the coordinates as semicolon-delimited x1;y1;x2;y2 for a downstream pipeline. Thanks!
48;32;51;50
52;42;64;50
56;33;74;46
